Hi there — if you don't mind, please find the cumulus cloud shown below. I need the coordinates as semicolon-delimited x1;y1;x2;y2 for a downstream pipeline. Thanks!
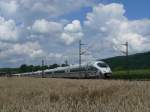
48;53;63;59
84;3;150;53
0;0;94;66
12;42;44;58
30;0;93;17
0;1;150;67
0;1;18;14
61;20;84;45
0;42;44;59
30;19;83;45
0;17;19;41
30;19;63;34
0;0;93;25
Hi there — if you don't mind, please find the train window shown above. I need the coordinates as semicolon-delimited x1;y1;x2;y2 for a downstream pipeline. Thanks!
55;70;65;73
78;67;86;72
97;63;108;68
88;66;98;71
46;72;52;74
70;68;79;72
70;67;86;72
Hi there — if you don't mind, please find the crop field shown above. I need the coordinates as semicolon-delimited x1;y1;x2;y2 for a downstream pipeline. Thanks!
0;77;149;112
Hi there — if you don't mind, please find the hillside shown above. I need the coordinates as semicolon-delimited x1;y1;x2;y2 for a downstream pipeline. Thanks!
0;52;150;74
103;51;150;70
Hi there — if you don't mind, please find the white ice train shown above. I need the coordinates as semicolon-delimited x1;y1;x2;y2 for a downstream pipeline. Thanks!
14;61;112;79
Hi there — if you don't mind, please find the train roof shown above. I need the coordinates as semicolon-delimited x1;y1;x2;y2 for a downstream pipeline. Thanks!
51;61;106;70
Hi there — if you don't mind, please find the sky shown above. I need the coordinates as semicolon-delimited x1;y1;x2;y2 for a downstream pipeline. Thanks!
0;0;150;67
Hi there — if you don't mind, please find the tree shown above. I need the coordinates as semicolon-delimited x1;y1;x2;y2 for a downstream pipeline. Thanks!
20;64;28;73
61;64;66;67
49;64;59;69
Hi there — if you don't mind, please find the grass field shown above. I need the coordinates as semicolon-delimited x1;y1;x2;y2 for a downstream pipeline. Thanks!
0;78;149;112
113;69;150;79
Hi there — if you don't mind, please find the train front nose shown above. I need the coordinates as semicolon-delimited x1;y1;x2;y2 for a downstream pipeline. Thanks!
99;68;112;78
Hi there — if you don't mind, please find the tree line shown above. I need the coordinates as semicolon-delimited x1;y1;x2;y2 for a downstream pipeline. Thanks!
0;63;68;75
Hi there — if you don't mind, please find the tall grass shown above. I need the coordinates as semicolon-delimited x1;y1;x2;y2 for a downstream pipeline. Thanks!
0;77;149;112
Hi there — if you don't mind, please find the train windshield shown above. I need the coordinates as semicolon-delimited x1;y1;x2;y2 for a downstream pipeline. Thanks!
97;63;108;68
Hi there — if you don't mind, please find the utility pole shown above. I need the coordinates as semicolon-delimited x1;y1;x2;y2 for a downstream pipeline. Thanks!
42;59;44;78
79;40;82;69
65;60;68;66
79;40;87;78
122;42;129;75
